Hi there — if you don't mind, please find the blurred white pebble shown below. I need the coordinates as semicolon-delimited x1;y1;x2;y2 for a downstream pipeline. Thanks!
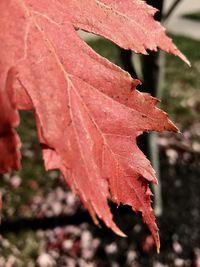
10;176;21;189
37;253;56;267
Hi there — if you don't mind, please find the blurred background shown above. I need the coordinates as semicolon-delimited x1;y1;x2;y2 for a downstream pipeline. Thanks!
0;0;200;266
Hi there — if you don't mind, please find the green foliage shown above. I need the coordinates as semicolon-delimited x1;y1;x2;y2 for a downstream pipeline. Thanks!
182;11;200;21
162;35;200;129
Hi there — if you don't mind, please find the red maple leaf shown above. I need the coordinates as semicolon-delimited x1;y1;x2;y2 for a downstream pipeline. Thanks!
0;0;189;251
0;70;21;173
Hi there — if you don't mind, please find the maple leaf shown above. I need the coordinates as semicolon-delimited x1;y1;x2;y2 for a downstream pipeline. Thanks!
0;0;188;251
0;70;21;173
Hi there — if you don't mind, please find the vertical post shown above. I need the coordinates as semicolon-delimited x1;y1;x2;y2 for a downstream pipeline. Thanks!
119;0;165;216
141;0;164;216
